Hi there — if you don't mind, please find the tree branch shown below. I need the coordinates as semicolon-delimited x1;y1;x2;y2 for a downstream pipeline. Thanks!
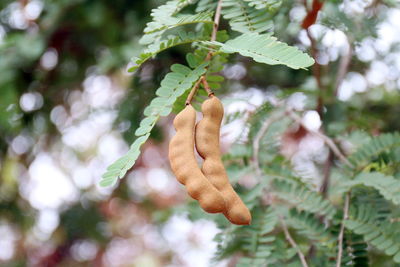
302;0;324;119
279;216;310;267
306;29;324;118
252;112;284;176
284;108;353;168
210;0;223;43
320;150;333;197
336;192;351;267
334;41;352;97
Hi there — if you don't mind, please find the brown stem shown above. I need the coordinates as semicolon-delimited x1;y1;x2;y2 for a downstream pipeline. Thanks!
185;0;224;105
201;78;214;96
252;112;285;176
206;0;224;60
306;29;324;118
279;216;310;267
285;108;353;168
185;77;204;105
336;192;351;267
334;42;352;97
320;150;333;197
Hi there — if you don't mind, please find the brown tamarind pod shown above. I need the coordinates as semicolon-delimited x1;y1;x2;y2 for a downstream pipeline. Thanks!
168;105;226;213
195;95;251;225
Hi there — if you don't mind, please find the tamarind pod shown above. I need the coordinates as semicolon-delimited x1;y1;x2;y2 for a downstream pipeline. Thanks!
195;95;251;225
168;105;226;213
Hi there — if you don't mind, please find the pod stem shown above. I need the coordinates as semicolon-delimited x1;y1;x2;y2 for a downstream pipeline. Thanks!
201;77;214;97
185;76;204;105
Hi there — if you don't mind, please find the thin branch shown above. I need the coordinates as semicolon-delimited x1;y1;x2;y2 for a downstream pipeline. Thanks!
252;112;284;176
201;78;214;96
279;216;309;267
285;108;353;168
305;26;327;154
334;41;352;97
212;0;223;40
206;0;223;60
320;150;333;197
336;192;351;267
306;29;324;118
185;77;204;105
186;0;223;105
301;0;323;29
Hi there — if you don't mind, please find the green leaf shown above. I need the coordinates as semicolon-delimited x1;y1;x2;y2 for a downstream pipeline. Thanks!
140;0;195;40
273;178;337;219
100;134;150;187
140;12;214;45
222;0;276;34
243;0;282;10
129;32;208;72
196;0;217;12
342;172;400;205
345;204;400;263
216;206;278;265
208;33;315;70
346;132;400;171
288;209;335;244
206;75;225;82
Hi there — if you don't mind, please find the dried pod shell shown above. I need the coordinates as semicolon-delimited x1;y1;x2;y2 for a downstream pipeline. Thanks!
195;96;251;225
169;105;226;213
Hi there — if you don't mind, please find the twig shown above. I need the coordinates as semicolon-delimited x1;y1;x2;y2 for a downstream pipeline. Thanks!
212;0;223;41
302;0;324;117
186;0;223;105
336;192;350;267
201;78;214;96
206;0;223;60
185;77;204;105
334;41;352;97
320;150;333;197
252;113;284;176
285;108;353;168
301;0;323;29
227;254;240;267
306;29;324;118
279;216;309;267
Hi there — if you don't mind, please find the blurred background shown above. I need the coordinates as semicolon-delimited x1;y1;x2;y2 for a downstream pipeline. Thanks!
0;0;400;266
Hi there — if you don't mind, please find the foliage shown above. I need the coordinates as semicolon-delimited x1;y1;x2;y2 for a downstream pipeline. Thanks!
207;33;315;69
1;0;400;266
101;0;400;265
129;32;209;72
140;12;214;45
243;0;282;10
235;207;279;266
108;2;315;185
221;0;279;34
345;204;400;263
272;178;337;219
346;132;400;172
343;172;400;206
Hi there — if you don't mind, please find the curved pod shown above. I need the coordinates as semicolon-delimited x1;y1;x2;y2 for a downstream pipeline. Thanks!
195;95;251;225
169;105;226;213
